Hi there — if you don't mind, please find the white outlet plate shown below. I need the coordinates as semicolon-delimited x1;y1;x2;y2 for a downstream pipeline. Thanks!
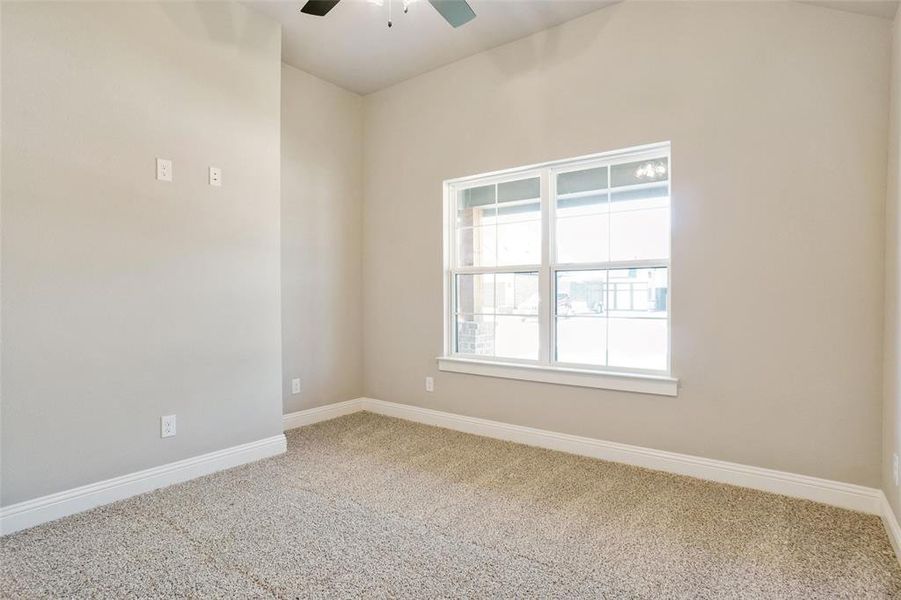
291;378;301;394
161;414;176;438
425;376;434;392
156;158;172;182
209;166;222;187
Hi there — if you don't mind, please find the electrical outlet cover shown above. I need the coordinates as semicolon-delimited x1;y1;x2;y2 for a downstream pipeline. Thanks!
161;414;177;438
156;158;172;182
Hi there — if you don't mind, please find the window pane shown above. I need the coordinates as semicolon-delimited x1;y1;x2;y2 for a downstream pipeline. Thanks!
556;192;607;219
497;220;540;266
556;316;606;365
495;315;539;360
498;177;540;204
496;272;539;315
555;268;668;371
457;184;495;228
610;184;669;261
496;196;540;225
556;270;607;316
607;317;667;370
558;166;607;195
456;314;494;356
555;166;609;263
610;208;669;262
456;274;494;315
611;157;669;188
556;213;609;264
606;267;667;369
497;177;540;227
605;268;668;317
610;183;668;208
456;225;496;267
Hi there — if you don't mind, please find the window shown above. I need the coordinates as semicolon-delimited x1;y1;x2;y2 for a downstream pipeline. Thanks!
440;143;677;396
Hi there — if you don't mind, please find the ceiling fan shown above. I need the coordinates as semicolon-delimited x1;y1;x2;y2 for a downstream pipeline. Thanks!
299;0;476;28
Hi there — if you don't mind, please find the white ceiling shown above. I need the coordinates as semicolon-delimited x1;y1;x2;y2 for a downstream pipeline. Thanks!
247;0;900;96
246;0;616;94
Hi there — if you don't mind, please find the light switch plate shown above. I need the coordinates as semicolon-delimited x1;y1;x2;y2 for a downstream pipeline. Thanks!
209;166;222;187
156;158;172;182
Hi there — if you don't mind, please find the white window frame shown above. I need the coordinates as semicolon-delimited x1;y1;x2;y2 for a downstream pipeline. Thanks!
439;142;678;396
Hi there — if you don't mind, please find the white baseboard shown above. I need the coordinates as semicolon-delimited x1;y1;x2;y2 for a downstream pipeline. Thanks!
5;396;897;565
359;398;884;516
283;398;364;431
362;398;901;563
0;434;287;536
880;492;901;562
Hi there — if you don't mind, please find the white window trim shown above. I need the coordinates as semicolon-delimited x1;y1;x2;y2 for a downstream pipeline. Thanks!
436;356;678;396
440;142;678;397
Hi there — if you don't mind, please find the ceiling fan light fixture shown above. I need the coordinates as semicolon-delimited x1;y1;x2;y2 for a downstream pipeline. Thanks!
300;0;474;28
634;161;667;180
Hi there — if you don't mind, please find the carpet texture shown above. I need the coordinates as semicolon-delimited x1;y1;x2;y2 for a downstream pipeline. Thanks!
2;412;900;598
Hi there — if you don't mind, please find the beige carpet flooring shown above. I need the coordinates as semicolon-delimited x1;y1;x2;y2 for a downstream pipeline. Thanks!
2;412;900;598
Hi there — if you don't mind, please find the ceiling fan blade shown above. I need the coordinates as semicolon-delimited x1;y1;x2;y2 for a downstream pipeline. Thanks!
300;0;340;17
428;0;476;28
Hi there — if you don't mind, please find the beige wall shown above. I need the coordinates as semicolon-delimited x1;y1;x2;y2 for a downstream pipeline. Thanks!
885;7;901;520
363;1;891;486
0;2;283;505
281;64;364;414
1;0;895;510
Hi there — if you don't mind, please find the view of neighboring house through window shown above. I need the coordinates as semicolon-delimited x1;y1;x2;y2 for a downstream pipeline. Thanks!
447;143;671;375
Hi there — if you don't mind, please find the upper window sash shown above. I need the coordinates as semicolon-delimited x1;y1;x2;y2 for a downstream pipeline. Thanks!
549;152;670;268
451;172;543;270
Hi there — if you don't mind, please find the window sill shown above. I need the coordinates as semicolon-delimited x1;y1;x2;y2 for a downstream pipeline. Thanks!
436;357;678;397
